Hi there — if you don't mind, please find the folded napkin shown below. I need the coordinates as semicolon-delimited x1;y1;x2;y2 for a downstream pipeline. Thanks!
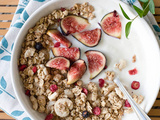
0;0;159;119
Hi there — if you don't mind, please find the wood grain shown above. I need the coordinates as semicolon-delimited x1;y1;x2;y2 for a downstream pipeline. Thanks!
0;0;18;5
0;14;14;20
0;22;11;28
0;7;17;13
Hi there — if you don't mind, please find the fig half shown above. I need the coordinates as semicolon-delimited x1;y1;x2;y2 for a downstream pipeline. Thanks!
52;47;80;62
67;59;87;85
46;57;70;70
100;10;122;39
73;28;102;47
85;50;106;79
47;29;72;48
60;15;89;35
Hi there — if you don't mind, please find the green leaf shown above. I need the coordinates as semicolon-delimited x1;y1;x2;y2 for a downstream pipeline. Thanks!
139;0;149;3
142;2;149;9
143;3;149;16
133;5;144;18
125;22;132;38
119;4;131;20
149;0;155;14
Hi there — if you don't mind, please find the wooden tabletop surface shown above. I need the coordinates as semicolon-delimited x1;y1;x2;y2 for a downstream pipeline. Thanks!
0;0;160;119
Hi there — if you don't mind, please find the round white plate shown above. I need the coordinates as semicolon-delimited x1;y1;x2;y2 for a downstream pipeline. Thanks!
11;0;160;119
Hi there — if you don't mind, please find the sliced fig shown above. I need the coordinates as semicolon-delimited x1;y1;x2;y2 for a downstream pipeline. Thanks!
52;47;80;62
46;57;70;70
60;15;89;35
47;29;72;48
67;60;87;84
100;10;122;39
85;50;106;79
73;28;102;47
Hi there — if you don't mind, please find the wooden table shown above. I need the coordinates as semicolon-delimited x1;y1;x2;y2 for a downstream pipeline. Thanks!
0;0;160;119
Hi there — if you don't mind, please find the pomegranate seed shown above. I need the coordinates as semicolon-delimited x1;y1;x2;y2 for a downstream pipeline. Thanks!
25;90;30;96
113;10;118;17
82;88;88;95
50;84;58;92
125;100;131;107
61;7;66;12
32;66;37;73
99;79;105;88
54;42;61;47
19;65;27;71
131;81;140;90
104;65;107;70
45;114;54;120
128;68;138;75
93;107;101;115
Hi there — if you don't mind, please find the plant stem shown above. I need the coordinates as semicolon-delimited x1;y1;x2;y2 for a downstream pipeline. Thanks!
0;87;15;99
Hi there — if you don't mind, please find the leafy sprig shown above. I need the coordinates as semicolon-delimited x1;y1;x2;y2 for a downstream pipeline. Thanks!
120;0;155;38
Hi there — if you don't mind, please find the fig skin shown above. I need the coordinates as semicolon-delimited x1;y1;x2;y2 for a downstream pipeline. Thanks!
72;28;102;47
60;15;89;36
99;10;122;39
67;59;87;85
85;50;107;80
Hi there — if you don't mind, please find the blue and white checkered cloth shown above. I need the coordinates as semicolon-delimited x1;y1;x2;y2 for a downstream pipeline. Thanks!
0;0;159;119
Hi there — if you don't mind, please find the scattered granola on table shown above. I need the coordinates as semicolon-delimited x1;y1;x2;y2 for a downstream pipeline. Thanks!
18;2;144;120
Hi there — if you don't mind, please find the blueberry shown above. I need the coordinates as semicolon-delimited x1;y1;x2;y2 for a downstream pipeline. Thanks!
82;111;90;118
35;42;43;51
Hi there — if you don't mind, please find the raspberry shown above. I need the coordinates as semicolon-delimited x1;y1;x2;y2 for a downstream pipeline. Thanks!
54;42;61;47
82;88;88;95
50;84;58;92
19;65;27;71
93;107;101;115
61;7;66;12
45;114;54;120
125;100;131;107
131;81;140;90
99;79;105;88
25;90;30;96
32;66;37;73
128;68;138;75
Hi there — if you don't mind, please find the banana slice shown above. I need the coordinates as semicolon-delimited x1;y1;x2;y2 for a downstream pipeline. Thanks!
54;98;73;117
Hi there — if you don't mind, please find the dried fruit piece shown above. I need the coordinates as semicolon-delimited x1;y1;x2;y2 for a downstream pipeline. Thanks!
52;47;80;62
128;68;138;75
99;79;105;88
82;111;90;118
73;28;102;47
32;66;37;73
19;65;27;71
46;57;70;70
93;107;101;115
45;114;54;120
60;15;89;35
125;100;131;107
82;88;88;95
131;81;140;90
47;29;72;48
35;42;43;51
67;60;87;85
25;90;30;96
50;84;58;92
85;50;106;79
100;10;122;39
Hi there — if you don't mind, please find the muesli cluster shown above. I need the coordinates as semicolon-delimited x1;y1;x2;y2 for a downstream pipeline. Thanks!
18;2;143;120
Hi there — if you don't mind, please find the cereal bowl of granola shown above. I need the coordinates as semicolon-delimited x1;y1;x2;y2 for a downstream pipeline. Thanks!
11;0;160;120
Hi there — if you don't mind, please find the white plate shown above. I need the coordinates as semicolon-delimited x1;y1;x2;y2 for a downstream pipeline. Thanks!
11;0;160;119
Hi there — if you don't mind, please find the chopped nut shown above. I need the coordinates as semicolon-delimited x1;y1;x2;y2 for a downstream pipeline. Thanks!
132;55;136;63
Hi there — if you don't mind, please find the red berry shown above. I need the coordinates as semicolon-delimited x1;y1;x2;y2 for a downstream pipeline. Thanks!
93;107;101;115
82;88;88;95
61;7;66;12
19;65;27;71
125;100;131;107
131;81;140;90
25;90;30;96
45;114;54;120
128;68;138;75
54;42;61;47
104;65;107;70
50;84;58;92
32;66;37;73
99;79;105;88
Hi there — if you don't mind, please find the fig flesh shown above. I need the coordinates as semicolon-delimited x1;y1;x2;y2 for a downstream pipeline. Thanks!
100;10;122;39
60;15;89;35
67;60;87;85
85;50;106;79
73;28;102;47
47;29;72;48
46;57;70;70
52;47;80;62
